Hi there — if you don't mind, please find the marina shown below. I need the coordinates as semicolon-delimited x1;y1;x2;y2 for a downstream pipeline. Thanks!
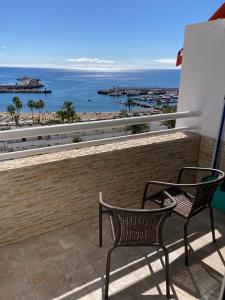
0;68;180;112
98;87;179;109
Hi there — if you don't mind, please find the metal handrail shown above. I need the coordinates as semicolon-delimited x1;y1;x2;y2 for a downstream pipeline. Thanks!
0;110;201;141
0;110;201;161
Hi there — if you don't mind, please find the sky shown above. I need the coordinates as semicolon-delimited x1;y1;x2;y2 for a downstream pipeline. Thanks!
0;0;224;70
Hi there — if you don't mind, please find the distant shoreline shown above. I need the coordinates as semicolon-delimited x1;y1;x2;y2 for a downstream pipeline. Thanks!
0;68;180;113
0;109;159;126
0;111;121;125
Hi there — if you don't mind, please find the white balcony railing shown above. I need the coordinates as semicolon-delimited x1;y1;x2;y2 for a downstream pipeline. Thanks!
0;110;201;161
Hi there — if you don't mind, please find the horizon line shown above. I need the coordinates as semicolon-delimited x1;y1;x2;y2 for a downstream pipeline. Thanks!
0;64;179;72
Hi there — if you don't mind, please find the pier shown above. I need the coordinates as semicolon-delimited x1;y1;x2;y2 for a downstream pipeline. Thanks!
0;88;52;94
97;87;178;96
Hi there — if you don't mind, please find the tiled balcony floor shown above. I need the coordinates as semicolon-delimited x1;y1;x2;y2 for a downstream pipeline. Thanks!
1;209;224;300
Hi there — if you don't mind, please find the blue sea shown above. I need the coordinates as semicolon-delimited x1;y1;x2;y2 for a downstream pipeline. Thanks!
0;67;180;112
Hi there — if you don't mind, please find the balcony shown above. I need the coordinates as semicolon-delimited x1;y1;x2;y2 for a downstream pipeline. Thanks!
0;209;224;300
0;108;224;299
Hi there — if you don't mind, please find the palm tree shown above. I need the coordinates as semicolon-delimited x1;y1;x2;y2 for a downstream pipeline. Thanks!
34;101;41;123
125;98;135;115
161;105;177;129
7;104;16;125
12;96;23;125
27;100;35;124
12;96;23;114
38;99;45;122
119;109;129;118
56;110;66;123
62;101;77;123
70;110;80;122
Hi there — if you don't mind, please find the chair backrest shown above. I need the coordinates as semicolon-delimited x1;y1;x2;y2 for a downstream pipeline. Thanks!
100;193;176;247
190;169;224;216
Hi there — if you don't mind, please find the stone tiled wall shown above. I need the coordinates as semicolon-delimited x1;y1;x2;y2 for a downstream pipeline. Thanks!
0;132;200;247
198;135;225;222
198;135;225;171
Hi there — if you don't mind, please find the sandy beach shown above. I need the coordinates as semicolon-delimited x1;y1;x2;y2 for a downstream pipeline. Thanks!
0;111;123;125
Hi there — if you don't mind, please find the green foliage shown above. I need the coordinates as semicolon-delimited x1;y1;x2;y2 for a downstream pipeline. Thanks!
72;136;82;143
56;110;66;123
38;99;45;110
27;100;35;124
126;123;149;134
161;105;177;129
12;96;23;112
125;98;136;115
9;97;23;126
27;100;35;109
155;97;162;107
162;104;177;113
119;109;129;118
27;99;45;124
7;104;16;125
7;104;15;114
56;101;79;123
45;119;61;125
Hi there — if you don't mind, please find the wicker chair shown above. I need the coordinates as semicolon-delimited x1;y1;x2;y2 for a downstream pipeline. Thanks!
99;192;176;299
141;167;225;266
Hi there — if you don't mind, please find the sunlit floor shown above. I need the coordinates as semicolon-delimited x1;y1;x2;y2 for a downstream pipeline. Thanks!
0;209;224;300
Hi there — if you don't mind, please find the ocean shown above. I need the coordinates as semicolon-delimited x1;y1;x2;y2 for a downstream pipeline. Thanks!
0;67;180;113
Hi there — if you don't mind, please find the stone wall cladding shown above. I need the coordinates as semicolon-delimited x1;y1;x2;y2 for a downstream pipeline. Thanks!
0;132;200;247
198;135;225;171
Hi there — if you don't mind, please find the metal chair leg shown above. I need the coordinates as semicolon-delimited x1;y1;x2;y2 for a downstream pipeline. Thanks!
99;204;103;247
162;246;170;298
105;247;115;300
184;221;189;266
209;207;216;243
141;198;146;209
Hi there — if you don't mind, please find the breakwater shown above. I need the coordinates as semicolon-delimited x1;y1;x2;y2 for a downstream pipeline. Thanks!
0;87;52;93
97;87;178;96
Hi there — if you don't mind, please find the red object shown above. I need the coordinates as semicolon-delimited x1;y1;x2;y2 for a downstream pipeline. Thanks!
176;2;225;66
209;2;225;20
176;48;183;66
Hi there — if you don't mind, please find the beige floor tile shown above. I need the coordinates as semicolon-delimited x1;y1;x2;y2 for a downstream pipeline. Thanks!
0;212;223;300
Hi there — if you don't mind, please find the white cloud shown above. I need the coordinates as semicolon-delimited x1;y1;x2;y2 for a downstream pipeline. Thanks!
153;58;176;65
0;57;179;71
66;57;116;65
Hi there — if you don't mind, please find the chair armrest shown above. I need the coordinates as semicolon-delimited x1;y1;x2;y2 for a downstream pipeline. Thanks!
177;166;220;183
143;180;184;201
162;191;177;212
162;190;176;203
99;192;113;215
143;180;199;203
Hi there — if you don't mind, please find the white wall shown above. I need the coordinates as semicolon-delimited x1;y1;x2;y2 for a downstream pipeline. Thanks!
177;20;225;140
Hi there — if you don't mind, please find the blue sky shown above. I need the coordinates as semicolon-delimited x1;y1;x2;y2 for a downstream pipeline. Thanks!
0;0;223;70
